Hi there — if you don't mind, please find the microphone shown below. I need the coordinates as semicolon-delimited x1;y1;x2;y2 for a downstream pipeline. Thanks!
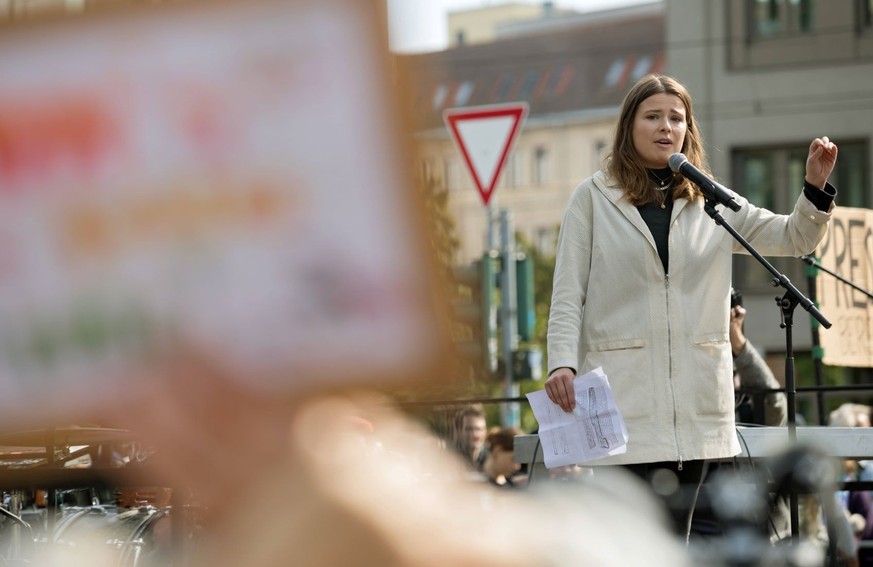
668;153;741;212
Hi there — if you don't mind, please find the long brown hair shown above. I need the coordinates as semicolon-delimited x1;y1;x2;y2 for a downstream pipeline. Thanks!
606;74;710;206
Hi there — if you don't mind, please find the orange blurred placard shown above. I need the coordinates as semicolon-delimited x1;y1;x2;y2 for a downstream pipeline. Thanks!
0;0;445;425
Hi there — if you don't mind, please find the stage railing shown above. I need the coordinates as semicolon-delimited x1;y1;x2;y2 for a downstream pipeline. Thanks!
515;426;873;483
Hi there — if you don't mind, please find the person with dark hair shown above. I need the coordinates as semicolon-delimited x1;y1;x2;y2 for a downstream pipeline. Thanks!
542;73;838;540
482;426;525;489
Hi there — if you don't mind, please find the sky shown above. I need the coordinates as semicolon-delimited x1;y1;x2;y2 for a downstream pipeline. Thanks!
386;0;659;54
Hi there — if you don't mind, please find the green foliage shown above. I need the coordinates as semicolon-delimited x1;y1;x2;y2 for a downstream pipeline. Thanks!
517;379;545;432
421;174;459;271
390;183;567;434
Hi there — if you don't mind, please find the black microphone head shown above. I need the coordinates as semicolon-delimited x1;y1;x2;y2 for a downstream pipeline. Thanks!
668;153;686;172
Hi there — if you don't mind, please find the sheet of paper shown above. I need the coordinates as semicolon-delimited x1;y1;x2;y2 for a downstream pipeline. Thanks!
526;367;629;468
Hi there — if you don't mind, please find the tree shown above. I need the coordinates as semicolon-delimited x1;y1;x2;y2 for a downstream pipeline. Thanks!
387;173;494;402
421;173;459;272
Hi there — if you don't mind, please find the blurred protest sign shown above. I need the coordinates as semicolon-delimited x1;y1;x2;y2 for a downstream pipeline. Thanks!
815;207;873;367
0;0;446;427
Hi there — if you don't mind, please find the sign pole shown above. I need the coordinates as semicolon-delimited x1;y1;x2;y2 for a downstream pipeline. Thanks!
499;209;519;428
444;102;527;425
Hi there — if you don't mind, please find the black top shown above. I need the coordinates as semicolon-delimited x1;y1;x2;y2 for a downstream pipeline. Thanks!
638;189;673;272
637;167;675;272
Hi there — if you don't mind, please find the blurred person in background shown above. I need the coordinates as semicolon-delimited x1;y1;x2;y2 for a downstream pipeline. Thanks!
830;403;873;430
829;403;873;484
215;392;697;567
543;72;838;541
730;296;787;427
482;426;526;489
839;460;873;567
453;404;488;471
102;357;697;567
829;404;873;566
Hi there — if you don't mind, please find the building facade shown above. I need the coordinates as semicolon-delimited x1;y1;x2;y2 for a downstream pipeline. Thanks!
406;0;872;364
402;3;666;263
447;2;547;48
667;0;873;354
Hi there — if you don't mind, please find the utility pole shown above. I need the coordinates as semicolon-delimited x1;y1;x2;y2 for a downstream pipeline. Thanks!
499;209;519;428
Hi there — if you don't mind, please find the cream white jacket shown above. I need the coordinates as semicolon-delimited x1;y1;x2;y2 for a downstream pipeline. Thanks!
547;170;832;465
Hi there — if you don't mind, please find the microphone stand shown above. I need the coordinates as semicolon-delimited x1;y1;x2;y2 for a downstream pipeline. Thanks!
800;254;873;302
702;200;832;541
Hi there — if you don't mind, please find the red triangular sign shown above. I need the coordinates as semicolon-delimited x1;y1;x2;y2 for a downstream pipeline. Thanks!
443;103;528;206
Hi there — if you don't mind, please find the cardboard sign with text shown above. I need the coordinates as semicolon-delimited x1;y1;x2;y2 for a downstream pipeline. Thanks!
0;0;445;428
815;207;873;367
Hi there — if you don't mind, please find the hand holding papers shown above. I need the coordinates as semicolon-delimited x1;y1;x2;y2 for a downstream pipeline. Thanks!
526;367;628;468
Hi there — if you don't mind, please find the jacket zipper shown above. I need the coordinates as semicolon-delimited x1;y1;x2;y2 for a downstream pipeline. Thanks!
665;274;683;470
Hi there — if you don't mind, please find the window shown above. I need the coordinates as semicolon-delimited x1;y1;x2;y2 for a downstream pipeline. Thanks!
432;84;448;111
444;156;461;191
739;152;777;209
533;146;549;186
420;160;432;183
518;71;539;101
630;56;653;83
545;64;574;98
730;0;861;69
833;143;870;208
751;0;814;38
732;141;869;291
494;75;515;102
605;58;626;88
754;0;782;36
864;0;873;29
454;81;474;107
506;155;522;189
545;66;563;96
594;140;608;169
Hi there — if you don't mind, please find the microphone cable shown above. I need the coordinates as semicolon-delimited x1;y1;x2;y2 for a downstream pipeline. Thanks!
527;435;543;486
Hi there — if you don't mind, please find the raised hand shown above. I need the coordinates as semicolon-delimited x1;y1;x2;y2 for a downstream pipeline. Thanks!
805;136;838;190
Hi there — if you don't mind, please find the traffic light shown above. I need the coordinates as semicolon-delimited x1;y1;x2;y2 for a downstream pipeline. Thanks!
451;249;539;380
515;252;536;342
451;251;498;377
512;346;542;380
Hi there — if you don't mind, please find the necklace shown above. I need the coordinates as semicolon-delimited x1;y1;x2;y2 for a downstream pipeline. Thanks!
654;183;673;209
646;168;674;209
648;169;673;187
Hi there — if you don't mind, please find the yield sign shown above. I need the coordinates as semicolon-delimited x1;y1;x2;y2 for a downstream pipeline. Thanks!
443;103;527;206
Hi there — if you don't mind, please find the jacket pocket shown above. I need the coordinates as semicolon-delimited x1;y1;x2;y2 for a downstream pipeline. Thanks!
583;338;647;420
693;332;729;346
691;333;733;416
588;337;646;352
